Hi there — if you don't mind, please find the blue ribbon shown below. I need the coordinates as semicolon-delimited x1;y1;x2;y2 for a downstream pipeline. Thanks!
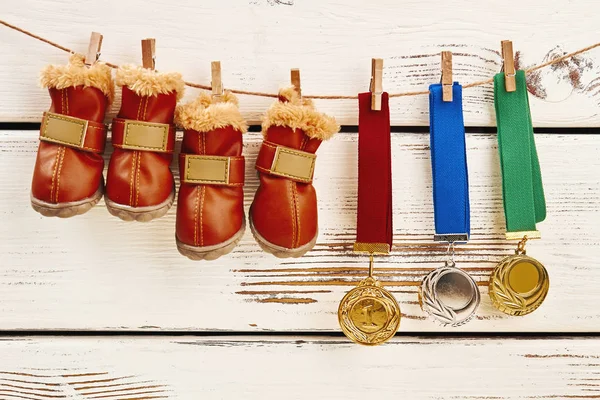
429;82;470;241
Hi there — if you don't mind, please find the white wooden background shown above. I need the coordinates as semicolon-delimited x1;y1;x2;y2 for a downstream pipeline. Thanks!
1;0;600;126
2;336;600;399
1;0;600;398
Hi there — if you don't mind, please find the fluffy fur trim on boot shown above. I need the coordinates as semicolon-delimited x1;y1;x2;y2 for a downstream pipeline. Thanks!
261;87;340;141
175;91;247;133
40;54;114;103
116;65;185;100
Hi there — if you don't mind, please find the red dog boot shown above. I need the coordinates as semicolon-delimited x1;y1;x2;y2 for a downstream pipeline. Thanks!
250;87;339;257
105;65;184;222
31;54;114;218
174;92;248;260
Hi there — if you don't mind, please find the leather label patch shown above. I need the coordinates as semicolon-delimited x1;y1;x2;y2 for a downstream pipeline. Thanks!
184;155;230;185
40;112;88;147
270;147;316;183
122;121;169;152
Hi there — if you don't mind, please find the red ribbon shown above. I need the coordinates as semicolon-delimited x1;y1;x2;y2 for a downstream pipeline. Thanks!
355;92;393;250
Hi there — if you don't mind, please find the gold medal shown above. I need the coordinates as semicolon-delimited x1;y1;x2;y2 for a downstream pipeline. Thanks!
338;256;400;346
489;235;549;316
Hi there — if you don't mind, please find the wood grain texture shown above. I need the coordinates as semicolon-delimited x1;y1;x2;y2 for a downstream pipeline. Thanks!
1;336;600;399
1;130;598;332
0;369;168;399
1;0;600;126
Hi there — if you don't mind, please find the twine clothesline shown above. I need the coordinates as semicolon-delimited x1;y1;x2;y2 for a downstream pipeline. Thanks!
2;18;600;100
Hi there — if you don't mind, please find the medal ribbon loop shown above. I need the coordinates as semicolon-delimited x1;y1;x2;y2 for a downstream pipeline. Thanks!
429;82;470;243
354;92;393;254
494;70;546;234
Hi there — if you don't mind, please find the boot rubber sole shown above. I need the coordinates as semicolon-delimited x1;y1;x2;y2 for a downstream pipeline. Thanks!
176;218;246;261
31;186;103;218
249;215;317;258
105;188;175;222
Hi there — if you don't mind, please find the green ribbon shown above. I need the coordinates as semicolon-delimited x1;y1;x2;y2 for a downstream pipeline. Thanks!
494;70;546;233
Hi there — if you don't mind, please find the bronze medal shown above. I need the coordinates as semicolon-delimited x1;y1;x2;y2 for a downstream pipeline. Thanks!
489;236;549;316
492;63;549;317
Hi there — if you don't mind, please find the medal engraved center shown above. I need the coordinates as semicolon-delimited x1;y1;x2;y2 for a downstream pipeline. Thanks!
350;298;388;333
508;261;540;294
435;271;474;310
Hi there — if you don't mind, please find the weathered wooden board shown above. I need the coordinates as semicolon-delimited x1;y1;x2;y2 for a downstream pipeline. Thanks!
1;130;598;332
1;336;600;399
1;0;600;126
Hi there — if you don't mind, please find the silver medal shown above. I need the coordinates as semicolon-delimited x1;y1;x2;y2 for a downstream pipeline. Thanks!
419;242;480;326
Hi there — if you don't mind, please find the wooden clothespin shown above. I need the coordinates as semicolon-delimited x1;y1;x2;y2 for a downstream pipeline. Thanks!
441;51;453;102
501;40;516;92
211;61;224;98
291;68;301;97
141;38;156;70
84;32;103;66
370;58;383;110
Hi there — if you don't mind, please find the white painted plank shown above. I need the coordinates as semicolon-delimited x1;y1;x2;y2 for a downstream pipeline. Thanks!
1;130;598;332
1;0;600;126
1;336;600;399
